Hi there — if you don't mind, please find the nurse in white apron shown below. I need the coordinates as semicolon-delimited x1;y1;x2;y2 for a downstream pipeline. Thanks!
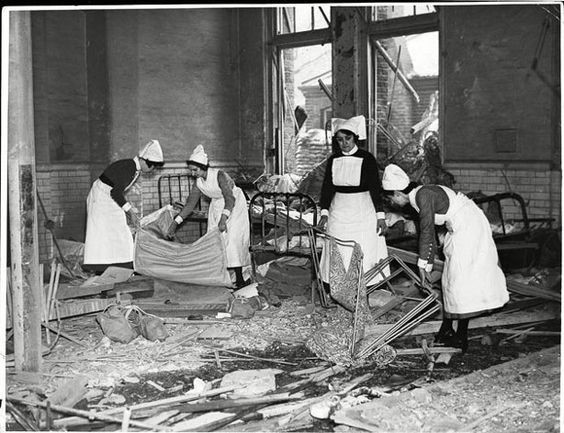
83;140;165;274
382;164;509;352
167;145;251;288
318;115;389;293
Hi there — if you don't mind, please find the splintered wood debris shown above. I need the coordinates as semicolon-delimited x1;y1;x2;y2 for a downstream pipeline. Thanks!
5;269;561;432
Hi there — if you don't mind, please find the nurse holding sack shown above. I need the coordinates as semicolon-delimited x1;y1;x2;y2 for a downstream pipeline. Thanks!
167;145;251;288
381;164;509;352
83;140;164;274
317;115;389;290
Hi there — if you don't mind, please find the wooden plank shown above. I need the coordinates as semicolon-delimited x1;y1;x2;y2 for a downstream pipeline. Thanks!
371;285;420;320
176;394;301;414
133;301;228;317
56;276;154;300
496;242;538;251
365;309;559;338
6;298;130;328
50;298;130;321
197;327;233;340
395;347;462;355
54;283;112;300
506;279;561;302
388;246;444;272
495;329;560;336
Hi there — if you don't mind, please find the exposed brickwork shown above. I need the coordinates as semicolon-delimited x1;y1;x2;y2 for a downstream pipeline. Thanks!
36;166;91;262
446;163;562;226
34;164;252;261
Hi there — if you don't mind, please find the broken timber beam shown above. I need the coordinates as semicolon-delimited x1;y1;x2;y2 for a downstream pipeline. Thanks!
395;347;462;355
388;246;444;272
365;309;559;338
373;40;420;103
8;397;168;431
506;279;561;302
8;10;42;373
132;301;228;317
176;394;302;414
55;276;154;300
52;386;239;429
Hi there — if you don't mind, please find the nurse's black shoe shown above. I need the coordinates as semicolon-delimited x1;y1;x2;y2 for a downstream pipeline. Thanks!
235;278;252;289
435;328;455;344
435;320;456;343
442;333;468;354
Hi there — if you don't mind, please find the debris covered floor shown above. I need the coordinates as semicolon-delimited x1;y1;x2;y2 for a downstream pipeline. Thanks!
5;261;561;432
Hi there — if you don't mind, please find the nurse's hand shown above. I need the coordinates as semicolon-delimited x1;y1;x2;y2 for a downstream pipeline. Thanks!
317;215;328;231
419;267;431;290
376;218;387;236
127;210;140;230
218;215;228;232
166;221;178;240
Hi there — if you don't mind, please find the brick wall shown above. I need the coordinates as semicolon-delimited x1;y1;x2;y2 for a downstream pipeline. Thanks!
446;162;562;226
35;162;253;261
36;165;92;262
300;86;332;131
410;77;439;125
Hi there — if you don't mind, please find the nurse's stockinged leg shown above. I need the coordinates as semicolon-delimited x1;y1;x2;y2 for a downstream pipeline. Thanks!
456;318;469;353
230;266;246;288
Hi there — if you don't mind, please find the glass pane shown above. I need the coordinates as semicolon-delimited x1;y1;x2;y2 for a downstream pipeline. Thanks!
278;5;330;34
372;31;441;181
280;44;332;176
372;4;436;21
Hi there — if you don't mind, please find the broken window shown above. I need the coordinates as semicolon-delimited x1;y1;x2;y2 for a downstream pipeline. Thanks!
368;7;448;186
371;4;436;20
270;7;333;181
277;5;330;34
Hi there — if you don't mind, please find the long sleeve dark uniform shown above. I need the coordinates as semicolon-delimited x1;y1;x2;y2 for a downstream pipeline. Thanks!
414;185;450;267
98;159;138;208
319;148;384;214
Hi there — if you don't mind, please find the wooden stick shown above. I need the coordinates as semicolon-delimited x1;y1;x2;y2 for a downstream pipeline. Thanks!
146;380;166;392
163;319;237;325
6;267;13;328
121;407;132;432
8;396;168;431
177;394;301;413
213;350;222;369
44;261;56;344
365;310;558;338
201;345;297;366
48;263;62;321
396;347;462;355
495;329;560;336
41;322;89;347
52;386;239;429
289;365;328;377
499;326;535;344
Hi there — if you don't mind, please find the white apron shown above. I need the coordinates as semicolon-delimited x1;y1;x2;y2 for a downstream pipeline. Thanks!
410;186;509;317
197;168;250;268
320;191;389;286
84;175;138;265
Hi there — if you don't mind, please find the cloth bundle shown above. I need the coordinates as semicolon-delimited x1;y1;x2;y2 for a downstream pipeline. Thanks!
134;206;232;286
306;240;371;365
96;304;168;343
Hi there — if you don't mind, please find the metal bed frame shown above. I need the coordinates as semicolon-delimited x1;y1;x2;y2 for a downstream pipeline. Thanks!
248;191;319;294
248;191;318;256
157;174;206;237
